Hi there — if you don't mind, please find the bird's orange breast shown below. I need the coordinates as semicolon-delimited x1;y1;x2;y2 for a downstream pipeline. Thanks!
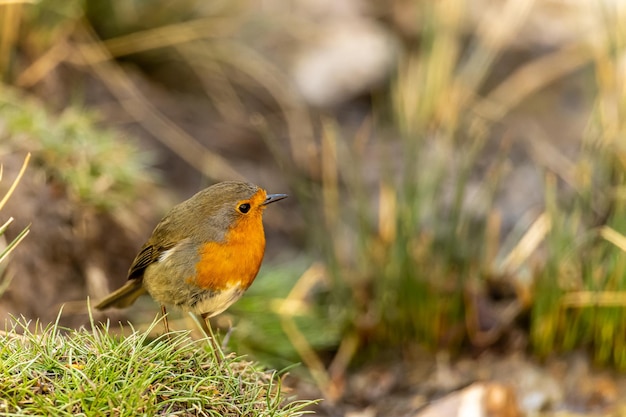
194;211;266;292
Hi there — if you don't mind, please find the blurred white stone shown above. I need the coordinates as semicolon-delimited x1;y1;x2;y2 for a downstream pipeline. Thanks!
416;383;520;417
291;19;399;107
489;355;564;413
345;408;376;417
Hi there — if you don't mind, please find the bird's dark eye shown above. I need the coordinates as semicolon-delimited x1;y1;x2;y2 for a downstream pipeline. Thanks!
238;203;251;213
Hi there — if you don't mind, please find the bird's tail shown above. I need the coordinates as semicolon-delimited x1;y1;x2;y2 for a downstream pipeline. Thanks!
94;279;146;310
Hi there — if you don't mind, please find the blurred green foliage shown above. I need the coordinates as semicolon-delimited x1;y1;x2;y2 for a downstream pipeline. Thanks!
228;259;342;370
0;88;154;209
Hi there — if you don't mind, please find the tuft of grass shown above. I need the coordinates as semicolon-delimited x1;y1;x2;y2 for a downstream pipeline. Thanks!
0;312;315;416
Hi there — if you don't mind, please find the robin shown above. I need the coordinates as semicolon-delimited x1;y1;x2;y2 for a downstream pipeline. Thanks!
95;181;287;335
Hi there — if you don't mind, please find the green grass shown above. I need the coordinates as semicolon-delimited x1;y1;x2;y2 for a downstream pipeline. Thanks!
0;312;314;416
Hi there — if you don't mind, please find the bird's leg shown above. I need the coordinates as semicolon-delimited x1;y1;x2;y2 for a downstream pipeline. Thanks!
198;312;212;335
160;305;171;338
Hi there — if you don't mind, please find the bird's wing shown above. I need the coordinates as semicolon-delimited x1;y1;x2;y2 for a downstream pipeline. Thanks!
127;211;189;280
127;236;179;280
127;245;157;280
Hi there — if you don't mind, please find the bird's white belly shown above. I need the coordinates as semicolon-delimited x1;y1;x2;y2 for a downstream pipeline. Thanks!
187;284;244;317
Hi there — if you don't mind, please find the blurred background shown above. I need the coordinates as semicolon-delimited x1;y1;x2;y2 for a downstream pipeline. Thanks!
2;0;626;415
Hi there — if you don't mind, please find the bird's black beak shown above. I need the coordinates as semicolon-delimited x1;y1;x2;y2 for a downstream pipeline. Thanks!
263;193;288;205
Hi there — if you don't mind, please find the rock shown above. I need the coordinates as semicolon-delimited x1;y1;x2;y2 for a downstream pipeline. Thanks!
416;382;520;417
487;354;563;413
291;19;399;107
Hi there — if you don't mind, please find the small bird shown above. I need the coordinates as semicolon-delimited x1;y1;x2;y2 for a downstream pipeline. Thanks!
95;181;287;335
